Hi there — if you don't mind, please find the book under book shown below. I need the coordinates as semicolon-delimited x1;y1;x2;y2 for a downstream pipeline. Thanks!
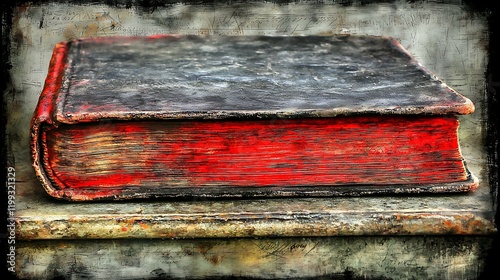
31;34;478;201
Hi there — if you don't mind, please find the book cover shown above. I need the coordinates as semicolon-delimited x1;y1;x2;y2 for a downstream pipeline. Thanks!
31;34;478;201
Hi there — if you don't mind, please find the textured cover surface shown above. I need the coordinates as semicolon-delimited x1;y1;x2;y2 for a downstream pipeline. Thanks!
31;34;477;200
57;35;474;123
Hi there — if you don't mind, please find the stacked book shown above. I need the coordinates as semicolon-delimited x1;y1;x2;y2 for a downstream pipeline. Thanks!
31;34;478;201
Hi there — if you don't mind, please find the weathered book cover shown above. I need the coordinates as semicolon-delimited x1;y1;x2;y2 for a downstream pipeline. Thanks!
31;34;478;201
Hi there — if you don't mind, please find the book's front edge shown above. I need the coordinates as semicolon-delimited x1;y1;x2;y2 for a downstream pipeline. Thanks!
30;41;71;200
53;166;479;202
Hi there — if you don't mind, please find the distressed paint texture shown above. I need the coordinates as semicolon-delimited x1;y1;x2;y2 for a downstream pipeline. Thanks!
5;1;496;279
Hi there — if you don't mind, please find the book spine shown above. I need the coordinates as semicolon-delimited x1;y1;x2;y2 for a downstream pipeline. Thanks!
30;41;70;199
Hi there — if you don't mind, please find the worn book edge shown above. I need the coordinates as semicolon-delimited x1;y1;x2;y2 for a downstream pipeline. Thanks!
30;173;481;201
31;42;69;199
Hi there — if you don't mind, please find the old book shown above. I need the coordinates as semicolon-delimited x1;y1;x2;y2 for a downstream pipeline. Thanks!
31;34;478;201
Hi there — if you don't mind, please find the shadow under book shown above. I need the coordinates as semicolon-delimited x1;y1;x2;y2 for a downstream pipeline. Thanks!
30;34;478;201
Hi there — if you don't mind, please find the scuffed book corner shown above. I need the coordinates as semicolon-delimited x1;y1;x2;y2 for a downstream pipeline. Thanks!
31;34;478;201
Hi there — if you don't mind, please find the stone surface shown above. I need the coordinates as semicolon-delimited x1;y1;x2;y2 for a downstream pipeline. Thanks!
16;237;493;279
